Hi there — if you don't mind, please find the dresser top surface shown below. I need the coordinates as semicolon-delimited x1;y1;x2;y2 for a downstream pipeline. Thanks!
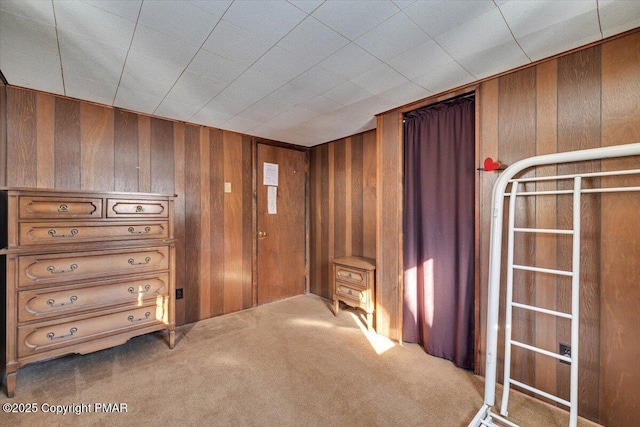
333;256;375;270
0;187;177;199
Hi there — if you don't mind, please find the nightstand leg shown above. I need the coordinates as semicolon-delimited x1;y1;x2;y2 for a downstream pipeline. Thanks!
333;299;339;316
366;312;373;332
168;330;176;349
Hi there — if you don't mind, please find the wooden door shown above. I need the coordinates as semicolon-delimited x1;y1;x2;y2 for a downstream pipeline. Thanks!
257;144;306;305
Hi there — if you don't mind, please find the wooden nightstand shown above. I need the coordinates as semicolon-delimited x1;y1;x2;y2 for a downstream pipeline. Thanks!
332;256;376;331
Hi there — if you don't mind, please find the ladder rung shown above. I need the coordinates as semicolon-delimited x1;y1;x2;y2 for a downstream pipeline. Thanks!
510;339;572;363
509;379;571;407
513;227;574;235
512;264;573;277
510;302;572;319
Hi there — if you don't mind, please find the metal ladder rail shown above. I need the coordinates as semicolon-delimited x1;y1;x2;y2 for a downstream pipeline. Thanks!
499;177;582;427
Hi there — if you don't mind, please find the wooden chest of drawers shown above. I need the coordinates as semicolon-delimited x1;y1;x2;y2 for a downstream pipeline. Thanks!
332;256;376;331
0;188;176;397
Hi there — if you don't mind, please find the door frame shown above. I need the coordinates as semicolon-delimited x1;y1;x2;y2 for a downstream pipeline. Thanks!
252;138;309;307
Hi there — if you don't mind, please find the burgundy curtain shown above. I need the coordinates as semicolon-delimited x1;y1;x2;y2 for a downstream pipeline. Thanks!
403;97;475;370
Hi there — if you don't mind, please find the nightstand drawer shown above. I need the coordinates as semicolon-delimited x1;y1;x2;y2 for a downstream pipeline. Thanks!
335;267;366;288
335;282;366;304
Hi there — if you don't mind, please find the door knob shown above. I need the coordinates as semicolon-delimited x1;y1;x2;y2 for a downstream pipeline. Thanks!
258;231;267;237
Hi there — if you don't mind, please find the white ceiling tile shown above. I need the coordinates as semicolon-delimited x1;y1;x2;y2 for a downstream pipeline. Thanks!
405;0;496;38
322;81;374;106
278;17;350;63
435;8;514;60
187;49;246;84
53;0;135;47
0;0;55;25
252;46;316;82
388;39;454;80
186;0;232;19
350;63;408;95
0;10;63;91
516;11;601;62
377;80;432;107
208;86;265;116
155;99;202;122
223;0;306;43
238;94;293;122
191;107;235;129
412;61;475;94
65;73;117;106
232;68;285;97
265;107;317;130
269;83;317;106
456;40;530;79
288;0;323;14
113;89;163;114
202;20;273;66
119;52;184;98
355;12;430;61
222;115;262;134
341;95;396;116
301;95;344;114
500;0;597;38
288;66;346;95
131;25;200;69
311;0;399;40
391;0;416;10
138;0;219;45
319;43;382;80
81;0;141;21
599;0;640;38
59;29;127;86
165;71;227;107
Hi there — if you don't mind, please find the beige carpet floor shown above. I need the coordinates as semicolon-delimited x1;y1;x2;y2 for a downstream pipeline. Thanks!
1;294;599;427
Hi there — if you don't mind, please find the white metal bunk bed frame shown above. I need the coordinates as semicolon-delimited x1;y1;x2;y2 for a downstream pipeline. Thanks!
470;142;640;427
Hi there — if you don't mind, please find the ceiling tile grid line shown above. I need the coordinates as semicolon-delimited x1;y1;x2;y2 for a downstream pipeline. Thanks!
1;0;639;146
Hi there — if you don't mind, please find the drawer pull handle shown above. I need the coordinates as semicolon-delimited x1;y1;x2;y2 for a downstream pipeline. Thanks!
47;327;77;340
48;228;79;238
47;263;78;274
128;256;151;265
58;204;69;213
46;295;78;307
128;285;151;294
347;289;353;296
136;205;144;212
128;226;151;234
128;312;151;322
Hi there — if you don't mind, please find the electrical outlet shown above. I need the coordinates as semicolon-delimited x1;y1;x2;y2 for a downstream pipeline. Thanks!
176;288;184;300
559;343;571;364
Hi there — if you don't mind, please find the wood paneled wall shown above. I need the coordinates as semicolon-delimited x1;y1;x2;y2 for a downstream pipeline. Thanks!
0;79;6;186
309;131;377;302
3;87;254;325
377;31;640;424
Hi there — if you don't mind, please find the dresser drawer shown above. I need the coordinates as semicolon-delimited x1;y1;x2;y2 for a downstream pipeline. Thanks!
18;273;169;322
19;221;169;246
19;196;102;219
335;266;367;289
18;246;170;287
107;199;169;218
335;282;366;304
18;304;166;357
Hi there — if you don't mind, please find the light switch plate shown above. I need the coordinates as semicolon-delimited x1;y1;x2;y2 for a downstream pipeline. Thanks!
224;182;232;193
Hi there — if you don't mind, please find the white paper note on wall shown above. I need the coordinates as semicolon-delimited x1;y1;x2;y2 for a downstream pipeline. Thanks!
263;163;279;186
267;186;277;214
